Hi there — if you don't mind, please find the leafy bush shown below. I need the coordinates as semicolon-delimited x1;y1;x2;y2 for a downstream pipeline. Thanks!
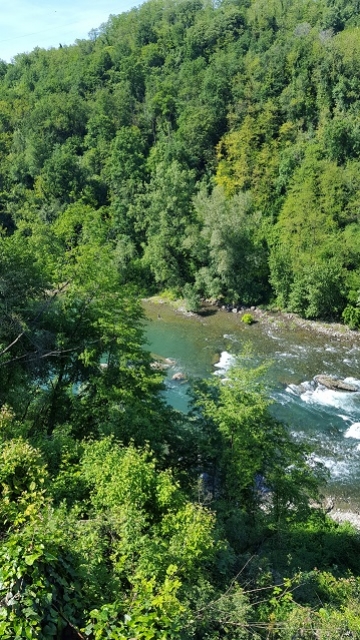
241;313;255;325
0;520;84;638
342;304;360;329
183;283;201;312
288;262;346;320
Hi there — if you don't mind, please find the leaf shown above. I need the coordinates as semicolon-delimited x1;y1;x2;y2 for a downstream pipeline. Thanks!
24;554;39;566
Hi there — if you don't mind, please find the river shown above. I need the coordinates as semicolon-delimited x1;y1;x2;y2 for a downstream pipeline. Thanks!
144;301;360;510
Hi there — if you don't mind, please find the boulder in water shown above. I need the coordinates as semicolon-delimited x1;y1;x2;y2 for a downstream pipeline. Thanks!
314;375;358;392
172;372;186;381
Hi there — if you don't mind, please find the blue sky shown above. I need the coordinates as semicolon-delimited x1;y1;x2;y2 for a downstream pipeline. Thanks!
0;0;139;62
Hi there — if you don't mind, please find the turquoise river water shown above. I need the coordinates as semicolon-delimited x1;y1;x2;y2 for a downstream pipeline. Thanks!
143;301;360;509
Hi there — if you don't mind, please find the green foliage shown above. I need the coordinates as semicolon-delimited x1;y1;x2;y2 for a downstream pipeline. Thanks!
342;304;360;329
183;282;201;312
0;526;84;639
0;0;359;315
0;1;360;637
79;438;232;638
0;438;48;527
241;313;254;325
190;362;323;525
192;186;269;305
141;160;196;288
288;262;347;320
84;575;186;640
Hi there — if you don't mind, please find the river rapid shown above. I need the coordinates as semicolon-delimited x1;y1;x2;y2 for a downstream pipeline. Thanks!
143;301;360;511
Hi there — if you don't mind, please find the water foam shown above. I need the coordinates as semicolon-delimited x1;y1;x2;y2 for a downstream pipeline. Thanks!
275;351;294;358
289;375;360;413
266;330;281;341
300;386;355;410
285;383;302;396
223;334;238;343
214;351;236;375
343;377;360;389
345;423;360;439
312;455;351;478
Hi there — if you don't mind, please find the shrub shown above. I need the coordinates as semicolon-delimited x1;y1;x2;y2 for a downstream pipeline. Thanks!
241;313;255;325
342;304;360;329
183;283;201;312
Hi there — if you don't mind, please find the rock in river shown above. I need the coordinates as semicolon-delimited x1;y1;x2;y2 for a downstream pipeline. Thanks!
314;375;358;392
172;372;186;381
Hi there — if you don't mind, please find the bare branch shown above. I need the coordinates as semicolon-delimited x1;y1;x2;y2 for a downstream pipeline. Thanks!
0;281;70;361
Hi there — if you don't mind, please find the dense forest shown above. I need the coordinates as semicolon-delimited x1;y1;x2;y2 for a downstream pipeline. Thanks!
2;0;360;637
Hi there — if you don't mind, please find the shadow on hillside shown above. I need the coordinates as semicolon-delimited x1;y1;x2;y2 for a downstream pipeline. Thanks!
260;518;360;576
233;519;360;607
197;307;218;317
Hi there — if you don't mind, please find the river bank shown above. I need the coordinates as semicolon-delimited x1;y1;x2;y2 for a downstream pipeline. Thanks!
143;295;360;343
251;307;360;342
329;509;360;529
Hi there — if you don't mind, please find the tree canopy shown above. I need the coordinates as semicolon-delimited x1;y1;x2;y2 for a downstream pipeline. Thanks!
0;0;360;637
1;0;360;321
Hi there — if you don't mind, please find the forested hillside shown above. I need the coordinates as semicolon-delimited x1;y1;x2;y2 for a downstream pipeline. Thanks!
1;0;360;320
2;0;360;637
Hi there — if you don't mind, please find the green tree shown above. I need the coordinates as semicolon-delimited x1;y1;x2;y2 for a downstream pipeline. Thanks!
192;185;269;304
191;362;322;526
142;160;196;288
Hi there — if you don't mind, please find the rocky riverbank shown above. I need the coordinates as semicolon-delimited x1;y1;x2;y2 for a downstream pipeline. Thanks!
251;307;359;342
215;301;360;342
329;509;360;530
144;295;360;343
203;298;360;342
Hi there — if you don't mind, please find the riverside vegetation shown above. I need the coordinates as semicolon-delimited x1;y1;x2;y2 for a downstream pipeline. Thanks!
2;0;360;637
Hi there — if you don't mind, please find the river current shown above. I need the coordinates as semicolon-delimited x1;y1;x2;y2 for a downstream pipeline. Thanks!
144;301;360;509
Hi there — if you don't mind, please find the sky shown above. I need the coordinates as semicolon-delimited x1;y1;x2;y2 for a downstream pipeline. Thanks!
0;0;140;62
